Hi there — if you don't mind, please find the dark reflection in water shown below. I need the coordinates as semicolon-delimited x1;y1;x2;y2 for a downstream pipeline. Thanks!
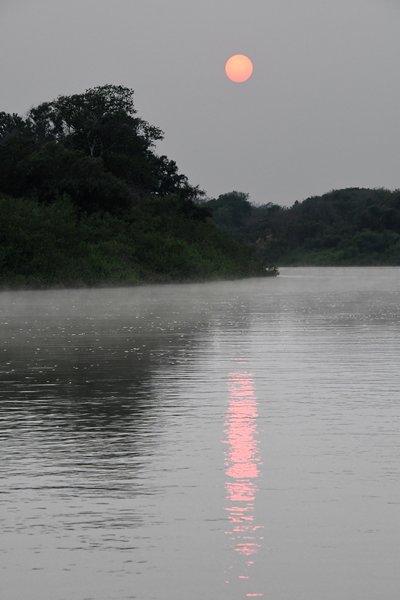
0;289;225;591
224;369;263;598
1;270;400;600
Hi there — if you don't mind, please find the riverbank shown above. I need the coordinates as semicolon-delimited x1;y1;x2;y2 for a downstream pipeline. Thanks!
206;188;400;266
0;196;267;290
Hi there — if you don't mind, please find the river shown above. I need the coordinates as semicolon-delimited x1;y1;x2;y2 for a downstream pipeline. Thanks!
1;267;400;600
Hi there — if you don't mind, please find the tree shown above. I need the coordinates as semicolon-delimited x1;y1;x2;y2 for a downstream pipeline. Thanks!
0;84;201;210
0;111;31;142
207;191;252;232
27;85;163;157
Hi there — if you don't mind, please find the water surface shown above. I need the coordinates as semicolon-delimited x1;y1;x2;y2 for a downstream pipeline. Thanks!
1;268;400;599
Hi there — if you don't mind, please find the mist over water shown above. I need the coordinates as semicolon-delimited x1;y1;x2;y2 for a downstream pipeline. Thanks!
1;268;400;600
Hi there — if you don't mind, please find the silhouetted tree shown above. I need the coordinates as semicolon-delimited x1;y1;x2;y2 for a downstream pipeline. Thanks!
0;85;202;211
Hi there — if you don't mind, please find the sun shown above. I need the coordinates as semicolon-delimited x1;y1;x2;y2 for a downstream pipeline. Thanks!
225;54;253;83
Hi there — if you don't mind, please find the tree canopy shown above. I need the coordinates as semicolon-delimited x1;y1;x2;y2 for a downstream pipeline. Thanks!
0;84;265;288
0;85;202;213
206;188;400;265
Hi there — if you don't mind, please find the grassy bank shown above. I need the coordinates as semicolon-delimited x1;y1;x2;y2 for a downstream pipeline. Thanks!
0;195;264;289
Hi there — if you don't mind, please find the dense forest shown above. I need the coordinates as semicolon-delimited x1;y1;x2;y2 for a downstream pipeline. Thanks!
0;85;264;288
206;189;400;265
2;84;397;288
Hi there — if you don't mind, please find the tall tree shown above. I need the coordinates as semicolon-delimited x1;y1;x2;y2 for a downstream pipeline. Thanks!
0;84;202;210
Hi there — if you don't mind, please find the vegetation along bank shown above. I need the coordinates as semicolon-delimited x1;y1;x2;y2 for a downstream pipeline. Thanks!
0;85;266;288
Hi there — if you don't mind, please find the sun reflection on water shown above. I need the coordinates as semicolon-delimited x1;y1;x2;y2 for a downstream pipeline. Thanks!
224;370;264;598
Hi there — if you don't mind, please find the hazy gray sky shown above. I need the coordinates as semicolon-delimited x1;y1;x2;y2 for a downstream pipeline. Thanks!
1;0;400;205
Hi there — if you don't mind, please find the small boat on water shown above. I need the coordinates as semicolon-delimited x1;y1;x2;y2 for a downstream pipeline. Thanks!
264;265;279;277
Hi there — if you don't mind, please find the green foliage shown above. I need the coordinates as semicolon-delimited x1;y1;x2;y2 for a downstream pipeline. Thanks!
206;187;400;266
0;140;132;213
207;191;252;233
0;85;202;212
27;84;162;157
0;85;265;288
0;194;263;288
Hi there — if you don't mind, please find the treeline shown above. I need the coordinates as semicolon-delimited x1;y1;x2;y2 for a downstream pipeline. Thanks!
206;188;400;265
0;85;263;287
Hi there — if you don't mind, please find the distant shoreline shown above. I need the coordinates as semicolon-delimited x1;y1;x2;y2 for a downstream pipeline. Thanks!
0;271;278;293
3;264;400;294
